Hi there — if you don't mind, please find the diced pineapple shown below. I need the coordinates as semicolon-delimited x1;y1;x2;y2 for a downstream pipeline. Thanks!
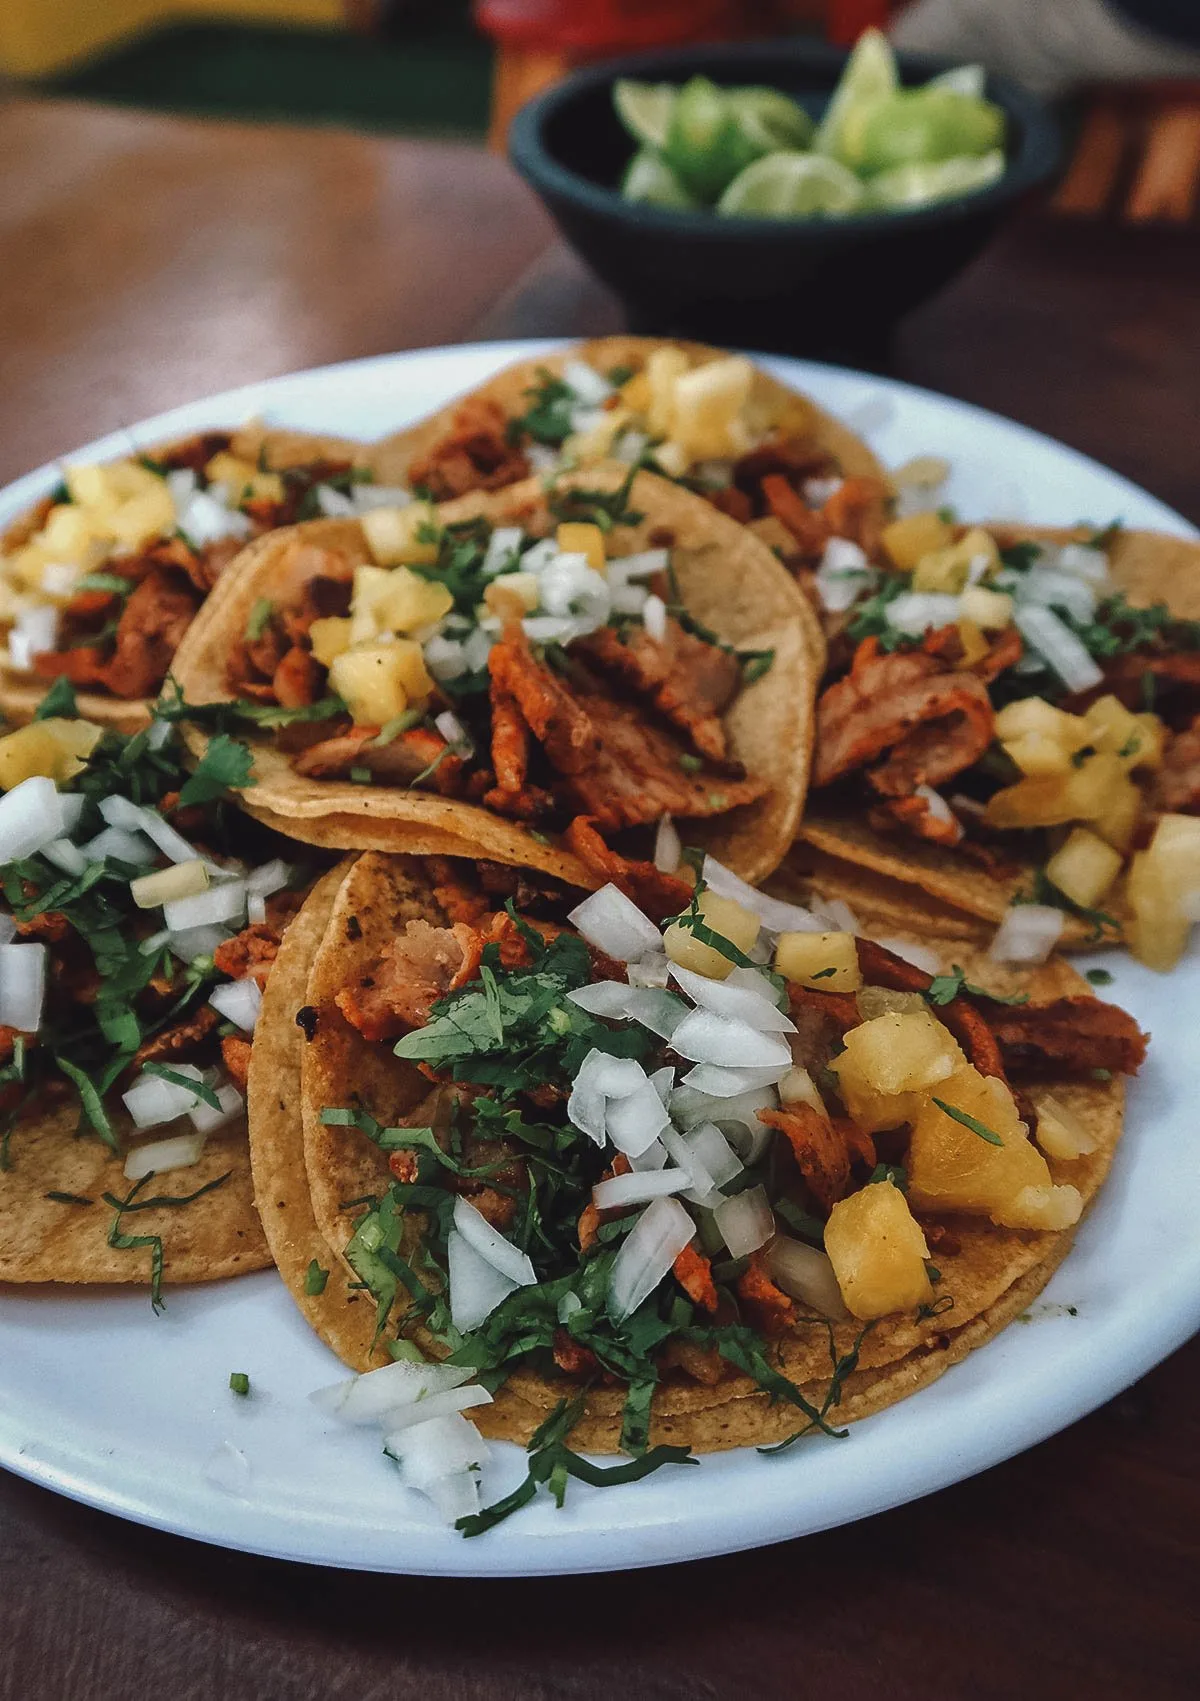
107;487;176;548
663;891;760;980
361;503;440;568
1091;776;1141;854
830;1048;923;1134
555;523;606;573
907;1065;1052;1223
329;640;431;726
40;505;95;560
1126;848;1191;972
307;617;353;668
774;930;862;992
1002;731;1076;778
483;572;540;621
563;409;629;463
839;1009;963;1096
824;1181;933;1321
912;529;998;594
204;452;284;503
644;347;689;439
1034;1094;1098;1161
375;567;453;635
348;565;393;643
618;368;651;416
960;585;1013;631
0;718;104;789
1044;827;1123;909
880;511;952;572
984;750;1125;829
955;618;990;669
778;1065;827;1115
996;1182;1082;1230
1084;695;1163;771
855;987;927;1020
651;440;689;478
994;697;1091;749
669;357;755;460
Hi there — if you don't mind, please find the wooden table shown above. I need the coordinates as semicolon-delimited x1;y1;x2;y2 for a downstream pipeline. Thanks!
3;95;1199;1701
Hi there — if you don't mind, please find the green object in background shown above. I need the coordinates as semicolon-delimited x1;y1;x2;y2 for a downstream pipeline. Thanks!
663;75;761;203
45;16;491;138
812;26;897;163
717;151;864;219
867;149;1006;209
856;88;1006;175
621;148;697;211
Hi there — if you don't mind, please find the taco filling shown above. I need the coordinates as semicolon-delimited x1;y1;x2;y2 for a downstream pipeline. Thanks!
303;853;1144;1532
798;515;1200;969
208;478;773;838
0;695;313;1293
0;433;397;703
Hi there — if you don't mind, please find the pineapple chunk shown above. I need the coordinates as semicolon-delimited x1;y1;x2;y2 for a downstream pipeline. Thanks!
563;409;628;463
778;1066;827;1115
1035;1094;1098;1161
40;505;96;560
824;1182;933;1321
999;1182;1082;1230
960;585;1012;631
880;511;952;572
663;891;760;980
375;567;453;635
1043;827;1123;908
830;1048;923;1134
839;1009;963;1096
1092;776;1141;853
669;357;755;461
1002;731;1076;779
644;347;689;439
650;440;689;478
1084;694;1163;771
855;987;927;1020
361;503;440;568
0;718;104;789
348;565;393;643
555;523;606;573
107;487;176;548
307;617;353;668
329;640;432;726
618;368;652;416
912;529;999;594
907;1065;1052;1222
483;572;540;621
204;452;284;503
774;930;861;992
985;750;1125;829
955;618;990;669
1126;848;1191;972
994;697;1091;749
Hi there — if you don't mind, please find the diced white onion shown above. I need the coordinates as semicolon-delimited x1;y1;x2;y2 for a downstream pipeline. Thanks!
40;563;78;597
1012;604;1103;693
0;913;14;946
767;1236;848;1318
208;978;262;1033
816;538;873;613
42;838;87;876
565;981;686;1041
81;826;155;867
651;815;681;877
649;1064;674;1104
558;1291;583;1321
568;883;661;962
612;429;649;464
246;858;291;897
669;963;794;1032
682;1121;744;1190
537;555;611;634
605;1076;672;1158
311;1358;473;1424
567;1048;644;1144
177;489;252;547
384;1413;489;1522
660;1124;717;1200
606;548;669;588
1057;543;1110;584
377;1384;493;1434
626;951;670;988
989;903;1065;965
315;483;356;518
810;895;861;934
121;1070;201;1130
128;802;202;866
351;484;413;513
643;593;668;642
714;1185;774;1259
446;1228;519;1332
434;710;470;751
702;857;827;936
163;879;246;933
629;1137;669;1171
8;605;60;671
480;526;526;579
1017;566;1097;625
609;581;649;619
871;935;942;974
670;1009;792;1070
0;776;67;861
0;942;47;1032
57;793;86;835
886;592;961;637
592;1167;690;1210
138;928;172;957
607;1195;695;1320
452;1196;536;1288
130;859;209;909
202;1442;251;1497
681;1062;785;1096
167;924;233;961
123;1130;207;1181
247;895;267;925
671;1082;776;1142
563;358;613;405
424;634;468;682
166;468;197;506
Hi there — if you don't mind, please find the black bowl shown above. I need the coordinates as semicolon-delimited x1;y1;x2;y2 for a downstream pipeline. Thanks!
509;38;1061;363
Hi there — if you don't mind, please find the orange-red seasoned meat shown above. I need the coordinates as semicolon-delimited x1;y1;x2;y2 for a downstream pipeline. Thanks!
983;998;1148;1078
488;625;599;775
408;397;531;500
761;474;828;557
1154;716;1200;812
488;685;531;796
575;616;741;762
736;1251;796;1333
758;1103;851;1213
272;644;323;708
133;1004;220;1068
869;792;964;847
673;1242;719;1313
213;924;282;986
564;815;692;922
822;477;890;560
335;919;476;1041
292;726;465;793
220;1034;252;1092
36;568;200;699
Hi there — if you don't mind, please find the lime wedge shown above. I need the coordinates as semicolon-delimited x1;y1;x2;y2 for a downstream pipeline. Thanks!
664;75;758;202
867;149;1005;209
613;80;677;152
859;89;1006;174
814;27;898;164
621;148;698;210
926;64;987;100
727;86;815;155
717;151;865;219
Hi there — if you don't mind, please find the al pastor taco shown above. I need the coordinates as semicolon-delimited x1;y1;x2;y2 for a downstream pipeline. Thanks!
168;463;819;887
253;847;1144;1530
0;427;401;732
781;515;1200;970
0;702;320;1296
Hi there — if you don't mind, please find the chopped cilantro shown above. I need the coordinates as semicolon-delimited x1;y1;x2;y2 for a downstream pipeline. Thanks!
101;1171;231;1311
177;733;255;806
32;677;77;721
1022;870;1117;941
244;598;274;642
936;504;958;524
678;753;703;774
930;1097;1004;1146
868;1163;908;1189
75;572;135;598
304;1260;329;1295
44;1191;93;1206
925;966;1029;1008
508;370;577;448
349;766;373;784
998;540;1042;572
1087;518;1123;550
1085;968;1114;987
142;1062;222;1111
548;464;643;533
229;1372;250;1396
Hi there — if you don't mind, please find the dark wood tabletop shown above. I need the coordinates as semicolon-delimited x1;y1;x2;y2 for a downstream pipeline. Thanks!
2;93;1198;1701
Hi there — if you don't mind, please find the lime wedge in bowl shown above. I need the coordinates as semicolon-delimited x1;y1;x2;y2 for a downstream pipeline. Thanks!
867;149;1006;209
814;26;898;165
613;80;677;152
717;151;865;219
621;148;698;210
727;87;815;155
664;75;761;202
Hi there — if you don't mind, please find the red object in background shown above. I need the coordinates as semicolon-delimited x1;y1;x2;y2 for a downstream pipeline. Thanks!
476;1;765;57
828;0;894;47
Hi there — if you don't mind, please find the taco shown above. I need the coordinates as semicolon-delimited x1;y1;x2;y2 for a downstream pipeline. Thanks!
0;706;321;1295
254;847;1144;1529
362;336;885;527
0;427;401;732
785;517;1200;970
169;462;819;887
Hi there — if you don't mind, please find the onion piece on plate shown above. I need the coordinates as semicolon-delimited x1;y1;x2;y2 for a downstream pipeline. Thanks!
0;942;47;1033
989;903;1064;965
311;1359;474;1425
767;1235;849;1318
375;1384;493;1435
568;884;661;962
608;1195;695;1320
714;1185;775;1258
592;1167;690;1211
447;1228;519;1333
452;1196;536;1287
567;1049;647;1145
123;1130;207;1181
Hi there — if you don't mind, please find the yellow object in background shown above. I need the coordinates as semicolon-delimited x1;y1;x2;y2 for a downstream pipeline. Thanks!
0;1;346;79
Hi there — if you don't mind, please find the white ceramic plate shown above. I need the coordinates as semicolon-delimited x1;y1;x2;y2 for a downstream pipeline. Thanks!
2;342;1198;1578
